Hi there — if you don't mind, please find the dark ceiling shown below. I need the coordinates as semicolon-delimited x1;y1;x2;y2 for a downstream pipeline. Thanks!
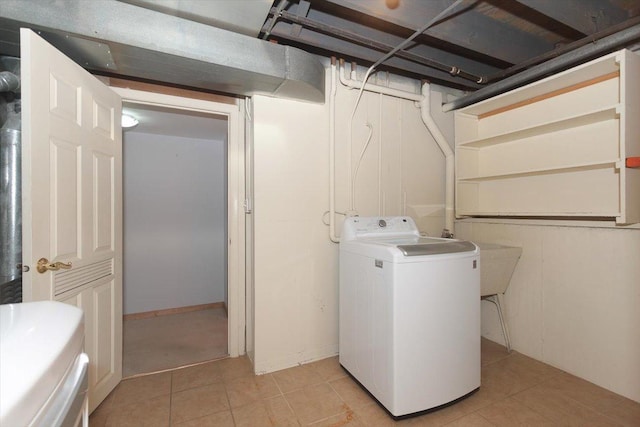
260;0;640;91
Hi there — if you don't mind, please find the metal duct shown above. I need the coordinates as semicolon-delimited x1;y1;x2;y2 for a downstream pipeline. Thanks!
0;55;22;304
0;71;20;93
0;0;325;103
0;129;21;282
122;0;274;38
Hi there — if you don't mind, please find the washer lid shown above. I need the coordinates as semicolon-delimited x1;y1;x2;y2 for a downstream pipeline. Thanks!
397;239;477;256
358;236;477;256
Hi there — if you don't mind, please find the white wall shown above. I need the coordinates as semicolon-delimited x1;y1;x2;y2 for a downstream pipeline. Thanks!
123;131;227;314
250;68;454;373
249;65;640;404
456;220;640;402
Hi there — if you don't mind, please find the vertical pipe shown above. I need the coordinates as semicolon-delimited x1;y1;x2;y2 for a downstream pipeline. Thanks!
0;128;22;284
0;55;22;302
329;58;339;243
378;92;382;216
419;83;455;237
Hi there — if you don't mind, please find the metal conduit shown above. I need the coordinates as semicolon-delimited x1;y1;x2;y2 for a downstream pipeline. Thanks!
261;0;289;40
268;7;483;84
443;23;640;112
368;0;464;71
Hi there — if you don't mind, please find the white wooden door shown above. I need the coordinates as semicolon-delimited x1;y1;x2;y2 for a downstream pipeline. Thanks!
21;29;122;412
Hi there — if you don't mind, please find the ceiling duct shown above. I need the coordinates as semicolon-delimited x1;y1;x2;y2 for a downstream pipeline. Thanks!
0;0;325;103
118;0;274;38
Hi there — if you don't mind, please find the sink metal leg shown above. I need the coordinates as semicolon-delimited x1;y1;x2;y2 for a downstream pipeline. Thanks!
484;293;511;353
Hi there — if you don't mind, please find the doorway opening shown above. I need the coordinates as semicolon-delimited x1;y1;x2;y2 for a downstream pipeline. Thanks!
113;86;246;371
121;101;229;377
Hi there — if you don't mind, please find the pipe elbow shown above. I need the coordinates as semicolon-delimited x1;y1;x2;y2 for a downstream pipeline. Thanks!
338;64;353;88
0;71;20;93
419;83;429;110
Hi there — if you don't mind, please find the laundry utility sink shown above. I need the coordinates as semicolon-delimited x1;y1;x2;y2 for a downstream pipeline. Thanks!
475;242;522;353
0;301;85;426
475;242;522;297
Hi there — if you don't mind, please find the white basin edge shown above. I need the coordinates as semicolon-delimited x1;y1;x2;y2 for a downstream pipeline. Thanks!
0;301;84;426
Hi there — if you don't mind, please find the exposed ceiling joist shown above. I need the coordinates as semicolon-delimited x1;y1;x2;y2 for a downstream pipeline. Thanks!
294;3;504;73
324;0;552;64
515;0;636;35
270;5;510;88
270;23;482;90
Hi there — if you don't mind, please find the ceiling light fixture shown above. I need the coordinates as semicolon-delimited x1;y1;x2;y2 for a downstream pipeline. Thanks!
121;114;139;129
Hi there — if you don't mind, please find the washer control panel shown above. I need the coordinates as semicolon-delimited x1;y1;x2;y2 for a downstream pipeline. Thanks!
341;216;419;241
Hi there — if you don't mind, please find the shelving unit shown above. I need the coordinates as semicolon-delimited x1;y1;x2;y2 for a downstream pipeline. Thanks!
455;49;640;224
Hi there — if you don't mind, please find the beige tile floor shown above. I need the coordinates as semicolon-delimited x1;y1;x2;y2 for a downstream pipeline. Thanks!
123;308;228;377
91;338;640;426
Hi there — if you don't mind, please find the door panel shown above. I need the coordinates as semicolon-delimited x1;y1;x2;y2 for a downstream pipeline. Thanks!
21;28;122;412
92;280;116;397
93;151;114;253
52;138;82;261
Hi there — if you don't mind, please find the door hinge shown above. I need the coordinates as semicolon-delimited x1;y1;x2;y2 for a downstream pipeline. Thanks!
244;198;252;214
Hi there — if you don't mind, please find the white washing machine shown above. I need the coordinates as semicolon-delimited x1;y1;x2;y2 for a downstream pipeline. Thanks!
339;216;480;417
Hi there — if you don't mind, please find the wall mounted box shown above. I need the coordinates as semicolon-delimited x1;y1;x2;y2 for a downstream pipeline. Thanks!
455;49;640;224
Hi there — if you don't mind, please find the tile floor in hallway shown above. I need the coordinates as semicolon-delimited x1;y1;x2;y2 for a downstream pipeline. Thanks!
90;338;640;426
123;308;228;378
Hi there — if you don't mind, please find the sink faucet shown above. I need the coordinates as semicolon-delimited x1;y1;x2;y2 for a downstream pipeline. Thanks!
441;228;454;238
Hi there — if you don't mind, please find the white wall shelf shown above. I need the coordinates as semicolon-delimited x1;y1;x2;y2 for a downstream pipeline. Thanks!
457;160;620;182
457;105;619;148
455;49;640;224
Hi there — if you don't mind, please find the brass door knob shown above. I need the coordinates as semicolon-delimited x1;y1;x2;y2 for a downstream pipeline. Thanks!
37;258;72;274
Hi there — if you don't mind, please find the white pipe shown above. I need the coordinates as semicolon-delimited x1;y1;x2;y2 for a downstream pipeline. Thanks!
329;60;340;243
378;92;383;216
419;83;455;236
339;64;423;102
